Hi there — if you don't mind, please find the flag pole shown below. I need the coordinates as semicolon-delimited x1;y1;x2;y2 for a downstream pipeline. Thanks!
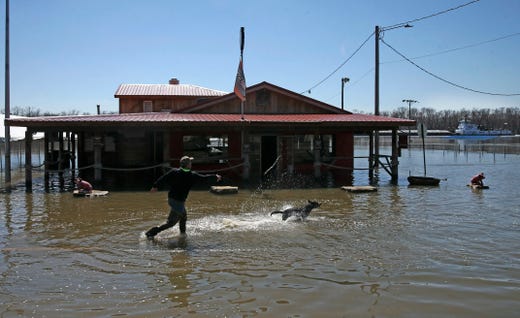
234;27;249;180
239;27;245;120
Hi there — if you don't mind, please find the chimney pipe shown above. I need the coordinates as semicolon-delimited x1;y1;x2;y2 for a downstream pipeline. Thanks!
169;78;179;85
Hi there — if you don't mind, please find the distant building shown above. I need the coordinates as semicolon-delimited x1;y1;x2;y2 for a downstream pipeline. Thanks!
1;114;44;141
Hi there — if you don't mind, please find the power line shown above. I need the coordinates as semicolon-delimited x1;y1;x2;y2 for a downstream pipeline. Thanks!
383;32;520;64
380;38;520;96
383;0;481;30
300;0;481;96
300;31;374;95
352;29;513;91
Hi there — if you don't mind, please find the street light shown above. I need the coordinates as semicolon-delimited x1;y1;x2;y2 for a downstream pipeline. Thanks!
402;99;418;120
374;24;412;116
341;77;349;110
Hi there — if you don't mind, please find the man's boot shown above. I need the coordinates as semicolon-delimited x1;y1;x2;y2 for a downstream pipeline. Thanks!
145;226;160;239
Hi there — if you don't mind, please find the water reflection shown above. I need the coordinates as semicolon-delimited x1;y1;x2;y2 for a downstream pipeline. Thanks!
167;251;192;308
1;145;520;316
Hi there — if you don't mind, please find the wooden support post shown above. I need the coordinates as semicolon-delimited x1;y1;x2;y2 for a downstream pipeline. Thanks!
368;131;374;180
241;129;250;181
313;135;321;179
391;128;399;183
71;132;76;178
93;135;103;181
58;132;64;189
242;143;250;181
287;136;294;175
44;133;49;190
25;130;32;192
17;139;22;170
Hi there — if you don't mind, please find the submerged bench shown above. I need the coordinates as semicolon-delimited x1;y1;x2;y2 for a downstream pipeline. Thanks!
210;186;239;194
73;189;109;197
341;186;377;193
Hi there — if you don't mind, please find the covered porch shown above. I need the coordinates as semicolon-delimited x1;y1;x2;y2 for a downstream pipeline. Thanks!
6;112;414;191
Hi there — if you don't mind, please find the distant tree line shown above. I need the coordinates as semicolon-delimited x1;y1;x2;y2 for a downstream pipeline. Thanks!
3;105;519;134
2;106;85;117
380;106;519;133
2;106;116;117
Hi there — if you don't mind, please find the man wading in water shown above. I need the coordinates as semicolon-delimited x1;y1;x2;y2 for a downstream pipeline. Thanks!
145;156;222;239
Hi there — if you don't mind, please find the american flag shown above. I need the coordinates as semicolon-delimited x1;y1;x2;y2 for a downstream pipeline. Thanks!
234;60;246;102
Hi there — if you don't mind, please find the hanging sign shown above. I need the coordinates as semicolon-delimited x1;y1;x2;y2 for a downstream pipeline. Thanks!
417;123;427;139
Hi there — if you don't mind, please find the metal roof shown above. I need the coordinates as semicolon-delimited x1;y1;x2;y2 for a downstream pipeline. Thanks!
6;112;415;129
114;84;228;97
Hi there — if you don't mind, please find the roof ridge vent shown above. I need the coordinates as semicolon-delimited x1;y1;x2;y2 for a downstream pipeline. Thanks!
169;78;180;85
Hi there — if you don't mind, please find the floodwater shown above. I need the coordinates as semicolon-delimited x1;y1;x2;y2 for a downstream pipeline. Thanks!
1;138;520;317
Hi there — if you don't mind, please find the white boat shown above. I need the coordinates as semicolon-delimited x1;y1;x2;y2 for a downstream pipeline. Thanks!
454;118;512;135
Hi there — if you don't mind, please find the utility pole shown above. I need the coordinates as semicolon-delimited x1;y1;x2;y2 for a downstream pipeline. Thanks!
373;26;380;170
374;26;380;118
372;23;412;180
4;0;11;190
341;77;349;110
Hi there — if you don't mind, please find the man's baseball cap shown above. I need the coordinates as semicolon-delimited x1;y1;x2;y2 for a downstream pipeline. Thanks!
180;156;194;168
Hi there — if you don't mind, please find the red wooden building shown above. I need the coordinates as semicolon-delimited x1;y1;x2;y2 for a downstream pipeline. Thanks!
6;79;414;190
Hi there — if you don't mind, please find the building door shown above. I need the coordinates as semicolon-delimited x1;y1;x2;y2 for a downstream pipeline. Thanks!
261;136;278;178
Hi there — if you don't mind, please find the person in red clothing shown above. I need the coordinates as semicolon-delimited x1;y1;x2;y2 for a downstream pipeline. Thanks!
470;172;485;187
75;177;93;194
145;156;221;239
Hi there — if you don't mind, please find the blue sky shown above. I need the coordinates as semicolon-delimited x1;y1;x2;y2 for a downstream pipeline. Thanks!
1;0;519;114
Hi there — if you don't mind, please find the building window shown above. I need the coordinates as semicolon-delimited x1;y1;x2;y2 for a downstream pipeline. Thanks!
256;89;270;106
183;135;229;163
143;101;153;112
293;134;334;163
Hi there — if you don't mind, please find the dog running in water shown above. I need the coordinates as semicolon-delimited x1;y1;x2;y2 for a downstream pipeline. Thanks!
270;200;321;221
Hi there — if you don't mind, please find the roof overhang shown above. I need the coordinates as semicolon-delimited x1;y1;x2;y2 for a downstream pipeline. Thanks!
5;113;416;132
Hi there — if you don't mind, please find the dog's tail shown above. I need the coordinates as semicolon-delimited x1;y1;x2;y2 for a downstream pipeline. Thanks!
270;211;283;216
